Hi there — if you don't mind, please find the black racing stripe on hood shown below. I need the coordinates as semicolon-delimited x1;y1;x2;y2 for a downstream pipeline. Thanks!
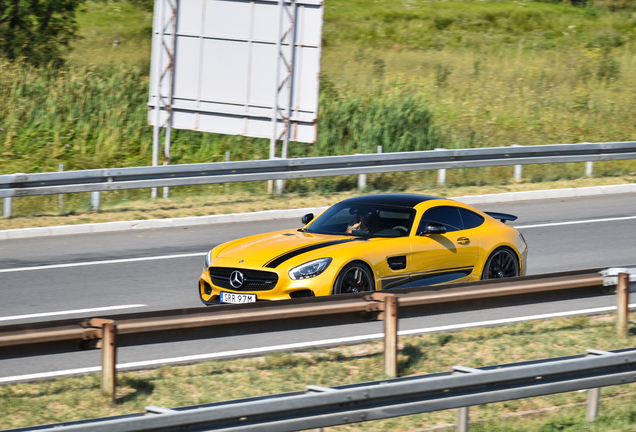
264;239;361;269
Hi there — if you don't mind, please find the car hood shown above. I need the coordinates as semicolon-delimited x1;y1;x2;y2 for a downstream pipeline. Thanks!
214;230;361;268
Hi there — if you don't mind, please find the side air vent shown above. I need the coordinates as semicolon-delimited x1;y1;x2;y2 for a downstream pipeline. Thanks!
290;290;315;298
387;256;407;271
202;281;212;295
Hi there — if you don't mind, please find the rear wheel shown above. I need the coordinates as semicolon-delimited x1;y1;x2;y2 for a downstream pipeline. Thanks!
333;262;374;294
481;248;519;280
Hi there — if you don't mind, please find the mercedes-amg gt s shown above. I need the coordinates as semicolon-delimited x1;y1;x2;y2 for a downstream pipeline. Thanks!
199;194;527;304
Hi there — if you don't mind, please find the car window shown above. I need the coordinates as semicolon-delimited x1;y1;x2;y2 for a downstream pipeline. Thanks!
305;203;415;237
418;206;463;233
459;208;485;230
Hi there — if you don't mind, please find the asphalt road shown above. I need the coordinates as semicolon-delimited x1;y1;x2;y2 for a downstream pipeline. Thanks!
1;193;635;381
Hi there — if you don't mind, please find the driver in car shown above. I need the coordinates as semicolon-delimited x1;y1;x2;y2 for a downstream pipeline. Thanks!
347;209;380;234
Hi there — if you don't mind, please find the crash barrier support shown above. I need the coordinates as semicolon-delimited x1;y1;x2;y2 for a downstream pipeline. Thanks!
617;273;630;338
8;347;636;432
2;196;10;218
586;387;601;422
77;318;117;401
101;321;117;404
457;406;470;432
600;267;636;338
2;140;636;215
363;292;399;378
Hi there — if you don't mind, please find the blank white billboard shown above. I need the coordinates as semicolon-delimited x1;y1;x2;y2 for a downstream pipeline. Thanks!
148;0;324;143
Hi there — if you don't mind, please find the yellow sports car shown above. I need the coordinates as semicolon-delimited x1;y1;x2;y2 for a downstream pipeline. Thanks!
199;194;528;304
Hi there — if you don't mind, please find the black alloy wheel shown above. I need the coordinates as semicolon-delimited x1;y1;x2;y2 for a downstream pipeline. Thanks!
333;262;374;294
481;248;519;280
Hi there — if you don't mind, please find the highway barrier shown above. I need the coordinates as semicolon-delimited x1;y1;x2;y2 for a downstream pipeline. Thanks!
3;268;631;403
5;347;636;432
2;140;636;215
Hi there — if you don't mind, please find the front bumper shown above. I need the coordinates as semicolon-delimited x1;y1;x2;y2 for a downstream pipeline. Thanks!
198;264;339;304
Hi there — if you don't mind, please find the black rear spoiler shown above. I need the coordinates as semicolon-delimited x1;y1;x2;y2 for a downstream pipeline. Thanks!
485;212;518;224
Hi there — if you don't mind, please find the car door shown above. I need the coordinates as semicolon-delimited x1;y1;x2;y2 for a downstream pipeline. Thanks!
409;206;481;287
372;237;412;290
370;208;415;291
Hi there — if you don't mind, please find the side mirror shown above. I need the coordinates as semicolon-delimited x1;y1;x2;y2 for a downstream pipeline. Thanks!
420;222;446;235
301;213;314;225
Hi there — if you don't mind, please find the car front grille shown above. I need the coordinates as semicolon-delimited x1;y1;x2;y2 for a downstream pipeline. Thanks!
209;267;278;292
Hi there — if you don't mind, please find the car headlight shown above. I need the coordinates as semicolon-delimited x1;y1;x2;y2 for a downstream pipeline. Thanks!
289;258;332;280
204;250;212;269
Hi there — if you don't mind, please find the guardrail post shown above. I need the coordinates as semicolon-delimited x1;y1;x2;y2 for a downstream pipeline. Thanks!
225;151;231;194
2;197;11;218
452;366;482;431
358;173;367;190
585;161;594;177
616;272;629;338
511;144;522;181
437;169;446;185
90;191;101;211
434;148;446;185
456;406;469;432
59;164;64;213
101;321;117;404
586;387;601;422
358;146;382;191
384;294;398;378
364;292;399;378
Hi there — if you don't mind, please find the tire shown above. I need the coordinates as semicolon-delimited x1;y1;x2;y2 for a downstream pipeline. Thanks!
333;262;375;295
481;247;519;280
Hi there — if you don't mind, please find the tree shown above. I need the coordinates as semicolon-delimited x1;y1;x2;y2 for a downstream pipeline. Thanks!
0;0;85;66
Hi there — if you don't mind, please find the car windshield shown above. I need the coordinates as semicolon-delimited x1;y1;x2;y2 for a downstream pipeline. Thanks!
305;203;416;237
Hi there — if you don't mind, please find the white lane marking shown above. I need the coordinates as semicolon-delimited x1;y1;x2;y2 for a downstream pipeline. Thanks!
515;215;636;229
0;367;101;383
2;304;633;384
0;333;383;384
0;252;205;273
0;304;148;322
0;215;634;274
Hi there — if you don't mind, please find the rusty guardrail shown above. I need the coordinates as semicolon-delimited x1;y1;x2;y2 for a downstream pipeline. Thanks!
1;268;627;403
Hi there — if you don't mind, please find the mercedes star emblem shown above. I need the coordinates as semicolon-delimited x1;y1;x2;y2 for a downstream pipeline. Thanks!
230;270;245;289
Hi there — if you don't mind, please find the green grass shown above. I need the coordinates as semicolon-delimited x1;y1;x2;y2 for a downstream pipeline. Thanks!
321;0;636;149
2;0;636;219
65;1;153;70
1;315;636;430
0;57;443;174
323;0;636;51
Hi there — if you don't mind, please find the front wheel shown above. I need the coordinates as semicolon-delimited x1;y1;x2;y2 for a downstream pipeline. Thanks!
481;248;519;280
333;262;374;294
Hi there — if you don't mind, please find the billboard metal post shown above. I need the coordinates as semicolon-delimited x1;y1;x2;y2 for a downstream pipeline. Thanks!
151;0;177;199
271;0;298;194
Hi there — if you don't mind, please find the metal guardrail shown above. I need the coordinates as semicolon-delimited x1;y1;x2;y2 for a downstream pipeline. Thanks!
0;269;604;352
6;347;636;432
2;268;625;404
1;141;635;199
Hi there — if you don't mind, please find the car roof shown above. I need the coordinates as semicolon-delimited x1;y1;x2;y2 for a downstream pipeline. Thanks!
339;193;441;208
